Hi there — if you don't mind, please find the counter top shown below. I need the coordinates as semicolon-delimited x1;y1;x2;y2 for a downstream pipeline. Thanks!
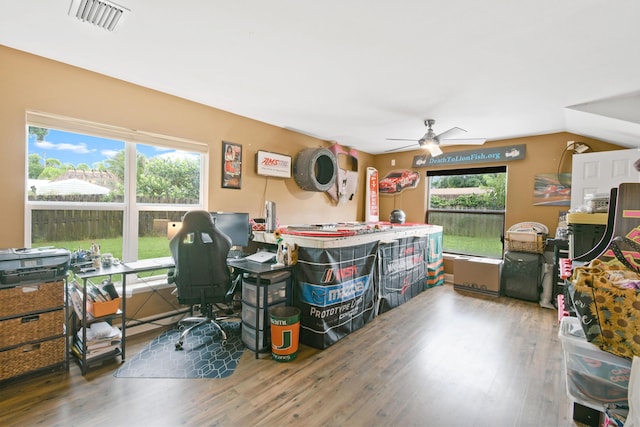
253;223;442;249
567;212;608;225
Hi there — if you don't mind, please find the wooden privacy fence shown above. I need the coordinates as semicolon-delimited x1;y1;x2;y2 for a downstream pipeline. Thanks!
428;211;505;238
32;210;184;242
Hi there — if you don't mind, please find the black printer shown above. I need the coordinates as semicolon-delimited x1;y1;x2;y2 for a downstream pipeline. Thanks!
0;247;70;286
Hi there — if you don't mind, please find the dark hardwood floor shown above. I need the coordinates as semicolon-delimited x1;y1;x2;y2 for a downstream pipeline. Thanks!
0;284;579;427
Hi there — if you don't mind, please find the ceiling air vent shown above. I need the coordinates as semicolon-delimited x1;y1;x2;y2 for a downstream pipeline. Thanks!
69;0;129;31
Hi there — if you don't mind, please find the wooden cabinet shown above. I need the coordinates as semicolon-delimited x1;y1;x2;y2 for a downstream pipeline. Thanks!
0;280;67;382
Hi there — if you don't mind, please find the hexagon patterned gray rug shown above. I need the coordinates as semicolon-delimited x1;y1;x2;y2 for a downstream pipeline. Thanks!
114;321;244;379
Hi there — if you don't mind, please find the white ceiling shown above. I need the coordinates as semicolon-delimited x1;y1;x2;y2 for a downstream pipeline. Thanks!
2;0;640;154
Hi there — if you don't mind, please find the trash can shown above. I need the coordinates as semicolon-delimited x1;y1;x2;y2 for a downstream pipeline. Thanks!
269;306;301;362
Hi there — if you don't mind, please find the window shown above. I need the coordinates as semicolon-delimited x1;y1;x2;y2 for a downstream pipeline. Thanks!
26;112;208;263
427;166;506;258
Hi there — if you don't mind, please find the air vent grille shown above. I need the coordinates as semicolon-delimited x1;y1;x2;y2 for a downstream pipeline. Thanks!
69;0;129;31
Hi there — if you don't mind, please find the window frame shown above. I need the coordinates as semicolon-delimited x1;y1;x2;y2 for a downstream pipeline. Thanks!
426;165;507;258
24;112;208;263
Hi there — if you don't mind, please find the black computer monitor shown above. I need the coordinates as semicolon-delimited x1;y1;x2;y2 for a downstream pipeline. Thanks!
210;212;251;247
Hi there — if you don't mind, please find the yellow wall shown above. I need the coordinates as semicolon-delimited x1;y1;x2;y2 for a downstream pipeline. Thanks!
374;134;624;236
0;45;374;248
0;45;626;249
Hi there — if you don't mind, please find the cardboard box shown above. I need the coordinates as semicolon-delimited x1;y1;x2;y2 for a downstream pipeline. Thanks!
453;256;503;296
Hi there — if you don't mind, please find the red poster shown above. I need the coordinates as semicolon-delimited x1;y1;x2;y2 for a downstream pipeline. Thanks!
366;167;379;222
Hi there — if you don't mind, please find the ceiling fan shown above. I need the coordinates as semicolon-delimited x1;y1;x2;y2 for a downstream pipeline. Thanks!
386;119;487;157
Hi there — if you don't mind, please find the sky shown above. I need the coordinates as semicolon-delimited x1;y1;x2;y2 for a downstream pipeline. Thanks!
28;128;193;169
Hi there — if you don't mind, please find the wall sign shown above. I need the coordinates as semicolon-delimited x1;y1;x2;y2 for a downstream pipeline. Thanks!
256;150;292;178
365;167;379;222
222;141;242;189
413;144;526;167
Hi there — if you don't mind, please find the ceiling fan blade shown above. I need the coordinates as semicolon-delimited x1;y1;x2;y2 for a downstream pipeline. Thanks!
386;138;419;142
435;126;466;140
384;143;418;153
439;138;487;146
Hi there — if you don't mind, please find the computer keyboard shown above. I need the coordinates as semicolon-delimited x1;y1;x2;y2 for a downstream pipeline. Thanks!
227;249;247;259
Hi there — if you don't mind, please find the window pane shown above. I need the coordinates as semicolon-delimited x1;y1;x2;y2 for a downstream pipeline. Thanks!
31;209;124;261
136;144;201;204
427;168;506;258
428;211;504;258
137;210;187;259
27;119;206;263
27;127;124;203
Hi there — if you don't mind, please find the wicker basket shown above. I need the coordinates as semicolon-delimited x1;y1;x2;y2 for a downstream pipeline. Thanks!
505;233;546;254
0;310;64;349
0;281;64;318
0;336;65;381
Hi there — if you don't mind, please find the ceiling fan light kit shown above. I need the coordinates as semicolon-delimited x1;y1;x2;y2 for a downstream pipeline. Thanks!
385;118;487;156
425;143;443;157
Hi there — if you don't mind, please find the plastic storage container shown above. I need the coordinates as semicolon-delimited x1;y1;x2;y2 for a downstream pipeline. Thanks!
241;322;269;352
240;270;290;351
559;316;631;405
242;276;288;306
242;301;285;329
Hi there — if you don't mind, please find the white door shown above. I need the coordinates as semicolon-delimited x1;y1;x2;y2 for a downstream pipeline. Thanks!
571;148;640;209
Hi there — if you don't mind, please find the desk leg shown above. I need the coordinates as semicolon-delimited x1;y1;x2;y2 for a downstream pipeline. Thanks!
121;274;126;361
255;273;261;359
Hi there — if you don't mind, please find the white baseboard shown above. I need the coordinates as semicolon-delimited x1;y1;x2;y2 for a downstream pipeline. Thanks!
444;273;454;285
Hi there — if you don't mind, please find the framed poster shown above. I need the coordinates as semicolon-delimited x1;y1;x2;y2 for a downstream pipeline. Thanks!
256;150;292;178
533;173;571;206
222;141;242;189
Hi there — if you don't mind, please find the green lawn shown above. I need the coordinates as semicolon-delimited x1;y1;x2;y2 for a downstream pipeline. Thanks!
444;235;503;258
34;236;171;260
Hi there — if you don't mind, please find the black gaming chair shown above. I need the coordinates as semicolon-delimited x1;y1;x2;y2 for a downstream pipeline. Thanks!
168;210;238;349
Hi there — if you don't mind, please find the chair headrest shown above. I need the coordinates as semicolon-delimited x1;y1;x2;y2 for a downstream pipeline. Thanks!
181;210;214;231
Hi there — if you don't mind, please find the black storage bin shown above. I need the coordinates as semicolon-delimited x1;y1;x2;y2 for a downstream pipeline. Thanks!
568;223;606;259
501;251;543;302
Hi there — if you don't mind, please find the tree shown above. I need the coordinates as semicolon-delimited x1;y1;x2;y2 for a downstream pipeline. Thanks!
28;154;44;179
45;158;62;168
28;127;48;141
137;157;199;202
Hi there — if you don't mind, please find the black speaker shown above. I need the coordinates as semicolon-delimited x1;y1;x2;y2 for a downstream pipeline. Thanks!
501;251;543;302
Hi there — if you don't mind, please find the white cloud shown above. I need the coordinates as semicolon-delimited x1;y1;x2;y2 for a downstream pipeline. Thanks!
35;140;94;154
101;149;120;157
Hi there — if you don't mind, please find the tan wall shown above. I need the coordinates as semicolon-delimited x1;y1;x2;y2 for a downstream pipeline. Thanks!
374;133;624;236
0;45;626;250
0;46;374;248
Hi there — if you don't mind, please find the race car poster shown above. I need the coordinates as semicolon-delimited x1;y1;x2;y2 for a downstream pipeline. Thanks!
378;169;420;195
293;242;379;349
